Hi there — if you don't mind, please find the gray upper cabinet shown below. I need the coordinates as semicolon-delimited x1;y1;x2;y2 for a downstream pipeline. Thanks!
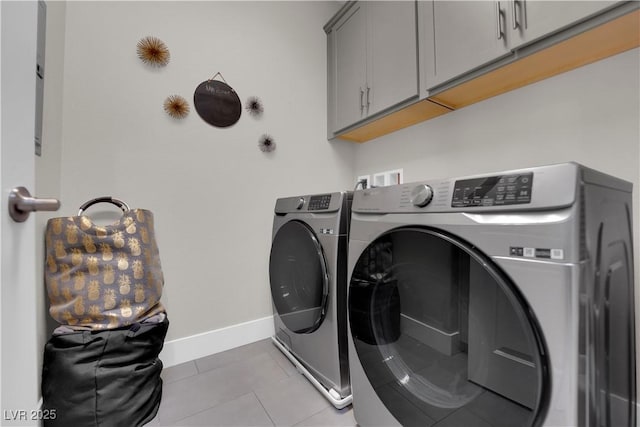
507;0;619;49
333;3;367;132
326;0;635;142
327;1;419;133
426;1;511;89
426;0;622;90
367;2;418;117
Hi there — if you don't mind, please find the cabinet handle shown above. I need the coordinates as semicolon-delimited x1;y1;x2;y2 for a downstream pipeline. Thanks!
360;88;365;114
496;1;505;40
512;0;520;29
366;86;371;112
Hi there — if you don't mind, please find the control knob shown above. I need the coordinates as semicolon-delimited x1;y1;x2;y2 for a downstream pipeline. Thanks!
411;184;434;207
296;197;305;210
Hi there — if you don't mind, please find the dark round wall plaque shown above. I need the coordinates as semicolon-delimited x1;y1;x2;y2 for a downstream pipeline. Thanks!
193;80;241;128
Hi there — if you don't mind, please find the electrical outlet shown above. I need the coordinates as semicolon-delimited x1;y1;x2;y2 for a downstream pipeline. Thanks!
373;173;386;188
358;169;403;188
386;169;403;186
370;169;404;187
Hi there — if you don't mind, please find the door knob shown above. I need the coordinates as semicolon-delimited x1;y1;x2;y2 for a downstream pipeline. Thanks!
8;186;60;222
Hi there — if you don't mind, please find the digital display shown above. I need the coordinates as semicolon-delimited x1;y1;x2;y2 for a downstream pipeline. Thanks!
452;173;533;207
308;194;332;211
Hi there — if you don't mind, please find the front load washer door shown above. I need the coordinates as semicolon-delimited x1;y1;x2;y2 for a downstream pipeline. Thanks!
270;220;329;334
349;227;550;427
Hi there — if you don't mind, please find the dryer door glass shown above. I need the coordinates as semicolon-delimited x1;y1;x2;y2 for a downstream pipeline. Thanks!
349;227;549;427
270;220;329;334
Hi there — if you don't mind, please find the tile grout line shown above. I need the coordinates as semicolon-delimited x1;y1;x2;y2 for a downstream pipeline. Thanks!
194;342;277;375
160;347;292;426
291;405;337;427
164;391;262;427
266;346;297;378
253;390;278;427
161;340;346;426
161;361;199;385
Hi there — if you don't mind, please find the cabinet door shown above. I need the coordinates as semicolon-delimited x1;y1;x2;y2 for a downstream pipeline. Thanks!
334;3;367;132
508;0;620;48
429;1;511;88
367;1;419;117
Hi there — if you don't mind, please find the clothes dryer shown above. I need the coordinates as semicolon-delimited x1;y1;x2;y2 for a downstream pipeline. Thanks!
269;192;352;408
347;163;635;426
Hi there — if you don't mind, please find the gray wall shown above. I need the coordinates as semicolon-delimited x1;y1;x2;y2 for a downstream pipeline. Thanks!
57;1;353;341
354;49;639;192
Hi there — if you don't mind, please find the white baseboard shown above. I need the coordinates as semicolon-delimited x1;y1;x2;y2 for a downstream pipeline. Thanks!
159;315;275;368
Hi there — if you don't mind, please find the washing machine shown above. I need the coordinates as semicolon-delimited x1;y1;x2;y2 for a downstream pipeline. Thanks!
347;163;635;427
269;192;352;408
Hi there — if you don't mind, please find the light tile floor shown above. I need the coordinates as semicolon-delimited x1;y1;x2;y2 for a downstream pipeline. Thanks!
147;339;356;426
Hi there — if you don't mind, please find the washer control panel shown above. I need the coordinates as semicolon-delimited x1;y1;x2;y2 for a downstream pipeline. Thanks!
452;173;533;207
308;194;332;211
352;164;582;213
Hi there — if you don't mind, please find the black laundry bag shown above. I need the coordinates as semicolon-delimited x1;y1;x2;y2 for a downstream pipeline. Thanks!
41;317;168;427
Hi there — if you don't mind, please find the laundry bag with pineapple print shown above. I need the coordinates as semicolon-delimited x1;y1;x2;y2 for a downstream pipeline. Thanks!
44;198;165;330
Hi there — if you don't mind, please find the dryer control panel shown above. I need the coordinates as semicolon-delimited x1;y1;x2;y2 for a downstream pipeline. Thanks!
452;173;533;207
308;194;332;211
275;192;348;214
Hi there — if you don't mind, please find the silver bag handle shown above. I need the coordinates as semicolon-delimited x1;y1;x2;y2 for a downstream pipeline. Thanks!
78;197;130;216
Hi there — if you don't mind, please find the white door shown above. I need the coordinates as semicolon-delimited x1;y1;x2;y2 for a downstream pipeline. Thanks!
1;1;44;424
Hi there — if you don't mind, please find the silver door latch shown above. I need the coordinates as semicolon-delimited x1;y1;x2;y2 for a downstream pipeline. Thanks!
8;186;60;222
